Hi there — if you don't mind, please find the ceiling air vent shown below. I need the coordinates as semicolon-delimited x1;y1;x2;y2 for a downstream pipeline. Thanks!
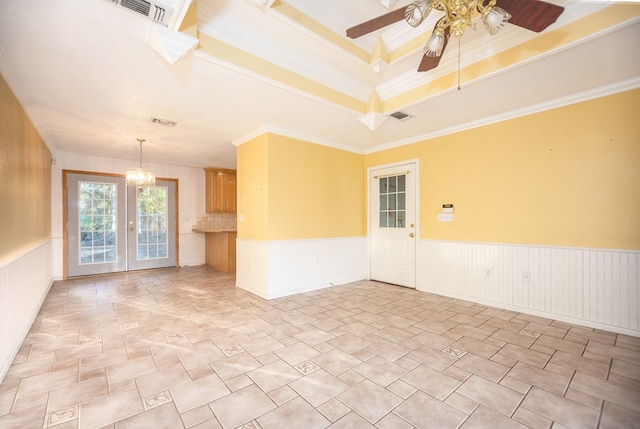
389;111;414;121
105;0;173;26
150;117;177;127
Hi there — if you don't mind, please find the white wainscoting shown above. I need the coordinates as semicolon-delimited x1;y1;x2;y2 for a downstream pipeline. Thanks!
236;239;270;298
0;240;53;383
418;240;640;336
236;237;366;300
178;232;206;267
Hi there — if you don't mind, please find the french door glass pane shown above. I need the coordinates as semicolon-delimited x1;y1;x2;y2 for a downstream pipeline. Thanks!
378;174;406;228
136;186;169;260
79;181;117;264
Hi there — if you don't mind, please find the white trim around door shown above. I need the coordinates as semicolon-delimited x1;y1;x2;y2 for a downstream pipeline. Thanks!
367;160;420;288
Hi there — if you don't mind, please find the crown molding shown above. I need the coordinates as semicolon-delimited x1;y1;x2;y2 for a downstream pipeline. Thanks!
378;0;398;8
197;4;372;102
198;1;613;119
167;0;194;31
193;48;365;117
231;125;270;147
232;124;366;154
231;76;640;155
358;112;390;131
243;0;277;12
146;25;198;64
366;77;640;155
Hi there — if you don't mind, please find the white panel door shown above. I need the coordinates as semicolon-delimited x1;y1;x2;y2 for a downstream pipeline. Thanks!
369;162;417;288
66;173;176;277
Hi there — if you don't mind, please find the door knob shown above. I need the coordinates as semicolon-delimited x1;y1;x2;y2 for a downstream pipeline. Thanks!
409;233;414;238
128;226;134;231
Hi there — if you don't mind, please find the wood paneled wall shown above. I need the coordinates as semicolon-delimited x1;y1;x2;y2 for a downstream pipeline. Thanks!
0;74;52;263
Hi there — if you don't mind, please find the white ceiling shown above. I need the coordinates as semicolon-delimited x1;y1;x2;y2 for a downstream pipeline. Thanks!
0;0;638;169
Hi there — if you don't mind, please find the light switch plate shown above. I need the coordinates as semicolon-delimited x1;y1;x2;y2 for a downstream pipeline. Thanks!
437;213;453;222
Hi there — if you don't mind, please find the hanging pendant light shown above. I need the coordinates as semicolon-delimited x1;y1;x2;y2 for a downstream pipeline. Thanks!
126;138;156;187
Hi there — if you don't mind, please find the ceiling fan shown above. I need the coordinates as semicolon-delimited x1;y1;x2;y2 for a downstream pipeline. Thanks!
347;0;565;72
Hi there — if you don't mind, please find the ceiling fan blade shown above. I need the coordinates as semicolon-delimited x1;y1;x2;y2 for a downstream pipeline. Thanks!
418;27;450;72
346;6;408;39
496;0;564;33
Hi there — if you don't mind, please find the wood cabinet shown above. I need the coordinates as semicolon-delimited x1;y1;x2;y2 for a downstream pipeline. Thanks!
205;168;236;213
205;232;236;273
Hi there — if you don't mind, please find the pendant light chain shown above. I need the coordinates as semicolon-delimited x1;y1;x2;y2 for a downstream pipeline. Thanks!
138;138;145;168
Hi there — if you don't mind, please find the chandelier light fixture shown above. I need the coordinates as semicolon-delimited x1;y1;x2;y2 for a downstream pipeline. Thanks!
405;0;511;56
126;138;156;187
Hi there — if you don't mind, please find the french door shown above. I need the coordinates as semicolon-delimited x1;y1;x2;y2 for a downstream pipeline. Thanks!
65;172;177;277
369;162;417;288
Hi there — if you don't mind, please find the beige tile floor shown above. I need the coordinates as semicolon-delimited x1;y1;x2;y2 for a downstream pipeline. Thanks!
1;265;639;429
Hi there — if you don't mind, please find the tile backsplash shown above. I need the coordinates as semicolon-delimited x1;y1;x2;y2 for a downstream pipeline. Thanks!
193;213;237;230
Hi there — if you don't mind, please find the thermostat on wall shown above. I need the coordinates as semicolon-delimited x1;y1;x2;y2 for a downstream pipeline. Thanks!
442;204;454;213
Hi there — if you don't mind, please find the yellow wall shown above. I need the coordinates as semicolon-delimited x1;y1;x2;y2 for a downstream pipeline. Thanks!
237;133;365;241
366;89;640;250
237;133;270;240
0;74;52;261
268;134;365;240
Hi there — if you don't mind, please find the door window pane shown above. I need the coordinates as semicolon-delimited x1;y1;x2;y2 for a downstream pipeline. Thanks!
379;212;387;228
380;178;388;194
78;182;117;264
389;176;397;192
379;195;387;211
387;211;396;228
397;211;405;227
136;186;169;260
389;194;396;210
398;193;406;210
378;174;406;228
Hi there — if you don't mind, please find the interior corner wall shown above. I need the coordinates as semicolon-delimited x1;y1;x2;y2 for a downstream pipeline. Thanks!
366;89;640;335
237;133;270;242
236;133;270;297
236;133;367;299
0;73;53;383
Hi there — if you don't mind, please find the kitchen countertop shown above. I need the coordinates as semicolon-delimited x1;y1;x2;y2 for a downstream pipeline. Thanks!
192;228;237;233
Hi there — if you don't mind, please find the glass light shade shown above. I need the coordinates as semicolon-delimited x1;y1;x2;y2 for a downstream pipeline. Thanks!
424;30;445;57
405;0;432;27
482;6;511;35
126;168;156;187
